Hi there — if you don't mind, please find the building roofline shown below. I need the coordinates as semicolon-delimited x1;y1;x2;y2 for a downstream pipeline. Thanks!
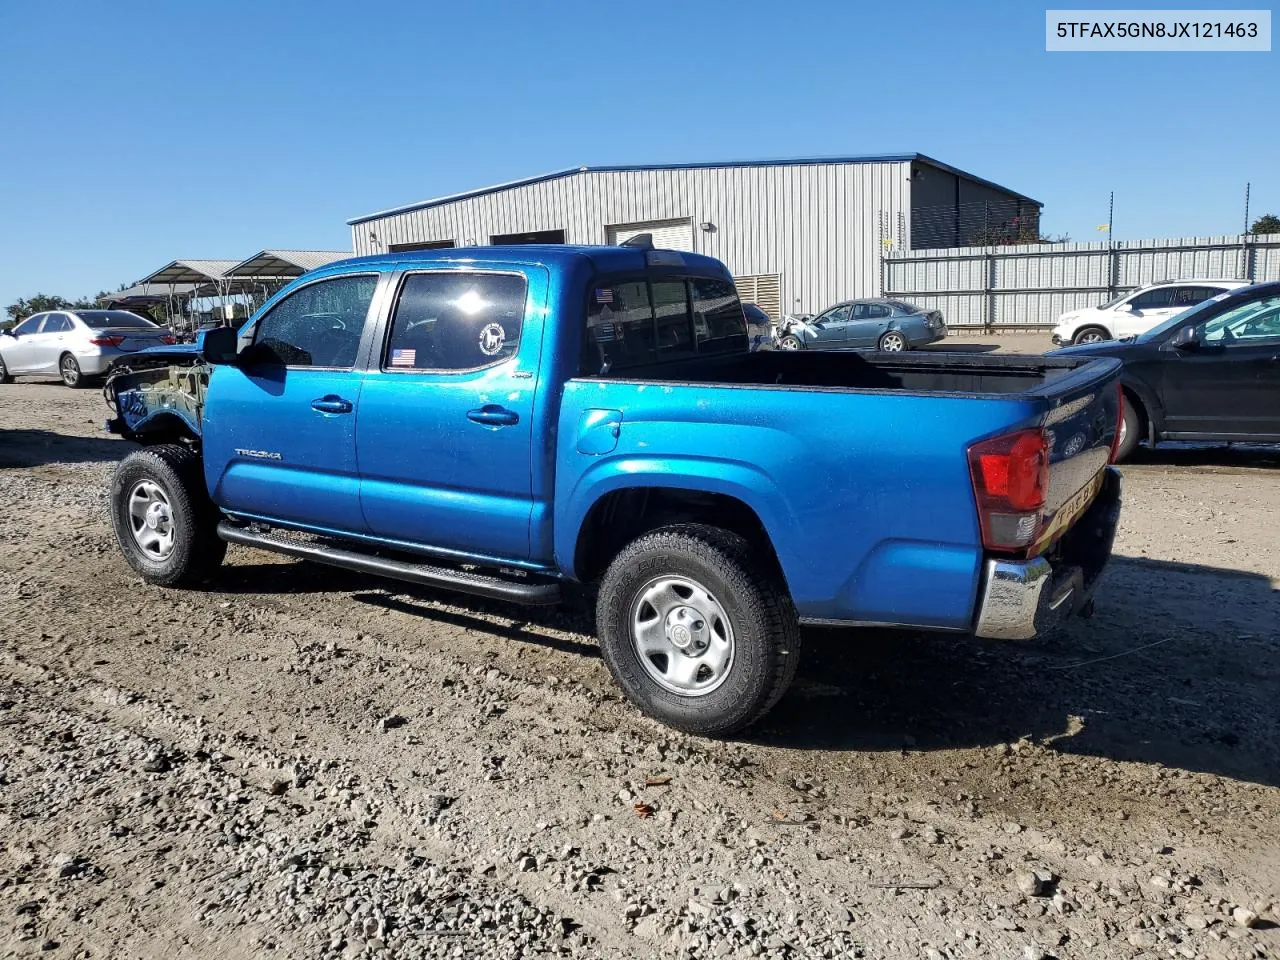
347;154;1040;225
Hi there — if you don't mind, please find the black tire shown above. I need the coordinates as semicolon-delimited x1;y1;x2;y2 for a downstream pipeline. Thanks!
1072;326;1110;345
0;353;12;384
777;334;803;351
110;444;226;587
1114;392;1142;463
59;353;87;388
877;330;909;352
596;524;801;736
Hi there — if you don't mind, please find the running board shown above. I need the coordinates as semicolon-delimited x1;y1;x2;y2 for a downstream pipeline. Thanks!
216;522;562;605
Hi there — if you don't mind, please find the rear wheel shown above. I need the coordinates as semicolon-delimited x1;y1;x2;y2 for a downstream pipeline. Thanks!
0;354;12;384
1114;392;1143;463
596;524;801;736
110;444;226;587
878;330;908;352
1073;326;1109;345
59;353;86;388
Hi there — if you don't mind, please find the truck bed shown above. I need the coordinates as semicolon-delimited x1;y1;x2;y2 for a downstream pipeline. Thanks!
584;349;1090;398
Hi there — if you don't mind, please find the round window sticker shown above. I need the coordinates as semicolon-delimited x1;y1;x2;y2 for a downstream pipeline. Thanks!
478;322;506;357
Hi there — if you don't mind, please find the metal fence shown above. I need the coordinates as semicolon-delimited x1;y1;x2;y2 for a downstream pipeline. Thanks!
883;233;1280;329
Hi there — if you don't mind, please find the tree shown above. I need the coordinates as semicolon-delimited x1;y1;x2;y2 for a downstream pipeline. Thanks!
1250;213;1280;236
5;294;73;322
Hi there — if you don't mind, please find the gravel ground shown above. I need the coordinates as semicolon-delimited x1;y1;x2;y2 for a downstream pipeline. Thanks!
1;378;1278;960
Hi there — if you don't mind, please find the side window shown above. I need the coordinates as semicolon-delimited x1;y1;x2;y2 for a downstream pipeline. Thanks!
14;315;44;335
1199;295;1280;345
384;272;527;372
690;277;747;356
1171;286;1209;307
584;281;656;373
821;304;852;324
44;314;72;333
252;275;377;368
1129;288;1175;310
865;303;892;319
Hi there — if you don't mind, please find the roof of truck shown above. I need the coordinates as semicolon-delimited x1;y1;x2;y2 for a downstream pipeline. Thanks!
326;244;731;275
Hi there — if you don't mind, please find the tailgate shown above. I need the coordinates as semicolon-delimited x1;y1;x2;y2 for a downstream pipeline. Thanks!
1032;358;1121;555
100;327;173;352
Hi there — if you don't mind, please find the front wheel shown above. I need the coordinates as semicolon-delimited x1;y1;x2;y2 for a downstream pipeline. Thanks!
1073;326;1110;345
596;524;801;736
878;330;908;352
777;334;803;350
0;354;12;384
110;444;226;587
1113;392;1142;463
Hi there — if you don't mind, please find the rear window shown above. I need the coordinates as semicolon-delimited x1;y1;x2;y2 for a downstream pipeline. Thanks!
76;310;158;329
383;272;527;372
584;276;747;374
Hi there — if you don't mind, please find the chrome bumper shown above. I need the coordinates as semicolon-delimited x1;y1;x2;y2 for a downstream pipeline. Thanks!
974;466;1122;640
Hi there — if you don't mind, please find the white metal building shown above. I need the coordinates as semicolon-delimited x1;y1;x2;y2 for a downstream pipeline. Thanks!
347;155;1040;319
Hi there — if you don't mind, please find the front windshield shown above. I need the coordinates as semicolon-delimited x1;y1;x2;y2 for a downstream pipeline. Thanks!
1137;292;1234;342
1097;291;1132;309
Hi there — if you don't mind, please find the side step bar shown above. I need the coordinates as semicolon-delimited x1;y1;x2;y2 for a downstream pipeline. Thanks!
216;522;562;605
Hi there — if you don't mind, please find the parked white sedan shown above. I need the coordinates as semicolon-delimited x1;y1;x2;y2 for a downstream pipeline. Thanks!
0;310;174;387
1051;279;1249;345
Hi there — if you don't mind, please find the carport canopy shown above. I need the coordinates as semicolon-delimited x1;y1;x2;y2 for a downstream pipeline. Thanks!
225;249;349;280
135;259;242;288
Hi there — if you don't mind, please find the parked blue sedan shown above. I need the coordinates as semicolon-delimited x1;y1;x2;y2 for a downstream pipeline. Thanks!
775;299;946;352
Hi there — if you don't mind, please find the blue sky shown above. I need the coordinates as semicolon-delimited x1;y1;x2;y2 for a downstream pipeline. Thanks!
0;0;1275;303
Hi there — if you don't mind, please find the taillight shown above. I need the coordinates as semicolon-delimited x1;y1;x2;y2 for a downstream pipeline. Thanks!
160;335;176;344
89;335;124;347
1109;382;1124;463
968;428;1050;552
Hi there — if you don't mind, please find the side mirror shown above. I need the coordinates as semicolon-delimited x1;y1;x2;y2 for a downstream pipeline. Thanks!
1170;326;1199;350
201;325;239;365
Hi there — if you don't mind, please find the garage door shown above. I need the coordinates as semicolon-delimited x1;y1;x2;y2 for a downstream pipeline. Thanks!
733;274;782;321
607;218;694;251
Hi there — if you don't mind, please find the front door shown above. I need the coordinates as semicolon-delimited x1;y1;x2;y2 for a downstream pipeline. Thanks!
1160;293;1280;438
1115;287;1180;337
808;303;853;347
2;314;49;373
356;267;546;561
202;273;385;532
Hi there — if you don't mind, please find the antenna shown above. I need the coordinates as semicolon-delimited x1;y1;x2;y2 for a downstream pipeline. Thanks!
620;233;654;251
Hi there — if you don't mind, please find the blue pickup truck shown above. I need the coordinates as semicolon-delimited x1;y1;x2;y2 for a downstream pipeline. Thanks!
104;242;1123;735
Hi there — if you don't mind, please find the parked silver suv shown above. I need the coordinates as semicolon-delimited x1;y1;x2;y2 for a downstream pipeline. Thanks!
0;310;174;387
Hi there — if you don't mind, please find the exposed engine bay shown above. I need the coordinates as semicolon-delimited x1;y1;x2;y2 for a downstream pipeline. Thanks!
104;351;209;442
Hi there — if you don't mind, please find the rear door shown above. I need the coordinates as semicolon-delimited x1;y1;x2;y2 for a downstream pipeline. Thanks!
1160;293;1280;438
34;313;74;372
202;272;386;533
356;266;546;561
846;302;891;346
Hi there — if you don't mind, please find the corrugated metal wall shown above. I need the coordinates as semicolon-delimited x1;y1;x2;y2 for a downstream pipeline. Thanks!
349;163;915;316
884;234;1280;328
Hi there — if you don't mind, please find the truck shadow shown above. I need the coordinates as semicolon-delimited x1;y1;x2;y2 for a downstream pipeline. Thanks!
0;429;133;468
755;553;1280;788
1124;443;1280;470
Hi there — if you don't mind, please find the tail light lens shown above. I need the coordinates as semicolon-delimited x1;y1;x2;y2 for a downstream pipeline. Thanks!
1109;382;1124;463
968;428;1050;552
89;335;124;347
160;335;177;344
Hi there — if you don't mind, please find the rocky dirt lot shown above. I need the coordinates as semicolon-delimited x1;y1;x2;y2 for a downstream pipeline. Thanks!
1;380;1277;960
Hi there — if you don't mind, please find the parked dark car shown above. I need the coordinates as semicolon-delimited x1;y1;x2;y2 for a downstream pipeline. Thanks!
775;299;946;352
1049;281;1280;461
742;302;773;352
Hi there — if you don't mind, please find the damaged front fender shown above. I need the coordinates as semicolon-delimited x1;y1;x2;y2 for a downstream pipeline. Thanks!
104;350;209;443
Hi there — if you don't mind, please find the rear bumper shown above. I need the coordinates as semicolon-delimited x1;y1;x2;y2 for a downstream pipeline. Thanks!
973;466;1122;640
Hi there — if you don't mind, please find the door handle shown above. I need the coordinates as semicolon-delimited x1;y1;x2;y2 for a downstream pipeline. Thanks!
310;395;353;414
467;404;520;426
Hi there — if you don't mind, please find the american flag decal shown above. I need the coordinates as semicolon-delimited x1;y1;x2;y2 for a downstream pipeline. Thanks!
595;287;613;304
390;347;416;367
595;323;616;342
